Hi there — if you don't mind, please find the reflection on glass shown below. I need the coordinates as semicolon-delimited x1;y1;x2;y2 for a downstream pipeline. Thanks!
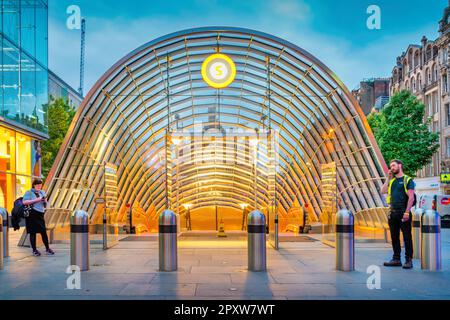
2;1;19;43
0;173;15;211
0;127;16;172
16;175;31;199
16;133;31;175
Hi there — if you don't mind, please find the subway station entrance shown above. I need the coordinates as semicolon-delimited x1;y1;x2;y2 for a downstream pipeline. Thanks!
40;27;388;249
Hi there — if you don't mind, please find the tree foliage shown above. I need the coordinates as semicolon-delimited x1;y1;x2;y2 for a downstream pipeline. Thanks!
41;97;76;178
367;90;439;177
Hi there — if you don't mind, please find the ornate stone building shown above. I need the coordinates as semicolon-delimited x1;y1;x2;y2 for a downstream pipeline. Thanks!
390;3;449;195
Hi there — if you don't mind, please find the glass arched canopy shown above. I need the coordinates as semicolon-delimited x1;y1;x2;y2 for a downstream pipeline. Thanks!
44;27;387;229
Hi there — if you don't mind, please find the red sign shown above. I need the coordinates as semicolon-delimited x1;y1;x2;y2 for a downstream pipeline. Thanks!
126;203;131;208
440;197;450;206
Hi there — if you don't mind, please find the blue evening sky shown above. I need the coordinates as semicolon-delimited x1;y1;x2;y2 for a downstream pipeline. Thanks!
48;0;446;94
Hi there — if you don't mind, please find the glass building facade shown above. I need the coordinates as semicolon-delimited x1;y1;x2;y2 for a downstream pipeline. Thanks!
0;0;48;211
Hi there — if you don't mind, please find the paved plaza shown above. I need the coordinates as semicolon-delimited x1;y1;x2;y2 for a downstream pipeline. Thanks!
1;230;449;300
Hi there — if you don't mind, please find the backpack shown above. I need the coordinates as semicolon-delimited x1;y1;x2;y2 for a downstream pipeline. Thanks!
387;175;417;207
11;197;32;231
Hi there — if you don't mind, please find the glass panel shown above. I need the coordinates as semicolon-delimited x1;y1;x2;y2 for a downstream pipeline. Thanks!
0;172;15;212
20;2;36;57
321;162;337;245
20;51;37;128
16;174;31;199
0;126;16;173
35;3;48;67
105;163;119;248
2;0;20;44
0;34;3;114
35;62;48;132
16;132;31;175
2;38;20;119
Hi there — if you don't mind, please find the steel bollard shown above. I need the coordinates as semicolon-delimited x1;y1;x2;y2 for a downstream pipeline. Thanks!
336;209;355;271
247;210;266;272
0;208;8;258
70;210;90;271
0;215;3;270
159;210;177;271
412;208;423;259
421;209;441;271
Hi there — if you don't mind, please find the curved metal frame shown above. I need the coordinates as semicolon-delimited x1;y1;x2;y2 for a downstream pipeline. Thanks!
43;27;387;226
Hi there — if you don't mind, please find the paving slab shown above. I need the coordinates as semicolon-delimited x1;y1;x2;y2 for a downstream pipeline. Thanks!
0;229;449;299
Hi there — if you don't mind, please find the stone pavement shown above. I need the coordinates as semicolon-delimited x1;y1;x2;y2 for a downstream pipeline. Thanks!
1;230;449;300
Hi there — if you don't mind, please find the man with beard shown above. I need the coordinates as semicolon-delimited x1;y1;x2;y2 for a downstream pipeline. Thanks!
381;159;415;269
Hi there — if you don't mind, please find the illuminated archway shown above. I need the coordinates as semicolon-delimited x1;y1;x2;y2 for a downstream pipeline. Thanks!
44;27;387;231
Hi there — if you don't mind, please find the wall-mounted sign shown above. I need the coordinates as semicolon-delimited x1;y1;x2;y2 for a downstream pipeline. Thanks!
441;173;450;184
201;53;236;89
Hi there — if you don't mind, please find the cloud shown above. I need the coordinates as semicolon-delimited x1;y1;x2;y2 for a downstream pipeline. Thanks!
269;0;311;22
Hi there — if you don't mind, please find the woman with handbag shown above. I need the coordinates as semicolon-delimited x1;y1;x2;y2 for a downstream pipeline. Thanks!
22;178;55;256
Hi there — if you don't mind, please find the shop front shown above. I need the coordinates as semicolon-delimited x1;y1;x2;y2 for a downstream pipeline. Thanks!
0;125;39;212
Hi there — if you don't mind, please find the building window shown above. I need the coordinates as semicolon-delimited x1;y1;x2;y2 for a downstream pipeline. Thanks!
444;74;449;93
428;158;434;176
426;46;432;62
441;47;448;65
434;92;439;113
447;137;450;157
432;65;438;83
426;95;432;116
446;104;450;126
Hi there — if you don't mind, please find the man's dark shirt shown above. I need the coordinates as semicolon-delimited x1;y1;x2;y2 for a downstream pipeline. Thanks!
390;176;414;211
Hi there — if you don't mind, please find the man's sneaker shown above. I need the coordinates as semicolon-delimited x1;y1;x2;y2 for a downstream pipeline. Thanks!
45;248;55;255
32;250;41;257
383;258;402;267
402;259;413;269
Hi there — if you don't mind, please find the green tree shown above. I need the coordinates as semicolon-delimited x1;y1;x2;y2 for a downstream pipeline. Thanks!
368;90;439;177
41;97;76;178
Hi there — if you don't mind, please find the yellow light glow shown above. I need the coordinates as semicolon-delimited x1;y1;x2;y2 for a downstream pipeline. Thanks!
239;203;248;209
183;203;192;210
171;136;182;146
